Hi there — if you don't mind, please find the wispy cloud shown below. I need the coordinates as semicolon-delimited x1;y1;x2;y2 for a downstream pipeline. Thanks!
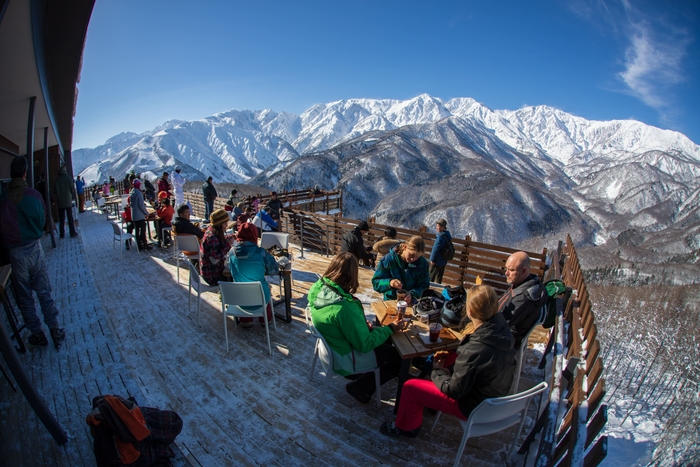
569;0;693;126
617;1;691;124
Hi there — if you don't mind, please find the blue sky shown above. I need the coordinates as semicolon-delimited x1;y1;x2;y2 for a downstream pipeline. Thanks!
73;0;700;149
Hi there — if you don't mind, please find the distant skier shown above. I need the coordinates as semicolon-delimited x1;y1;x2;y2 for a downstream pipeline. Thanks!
172;166;186;207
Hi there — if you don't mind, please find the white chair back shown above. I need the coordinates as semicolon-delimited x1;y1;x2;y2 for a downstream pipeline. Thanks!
175;235;201;254
260;232;289;250
174;234;201;283
432;381;548;467
219;281;276;355
510;325;537;394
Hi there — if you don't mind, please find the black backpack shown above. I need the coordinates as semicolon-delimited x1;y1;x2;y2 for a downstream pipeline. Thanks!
440;237;455;261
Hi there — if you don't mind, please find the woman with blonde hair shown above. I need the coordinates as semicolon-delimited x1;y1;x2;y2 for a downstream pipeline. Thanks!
379;285;516;438
372;235;430;303
309;252;406;404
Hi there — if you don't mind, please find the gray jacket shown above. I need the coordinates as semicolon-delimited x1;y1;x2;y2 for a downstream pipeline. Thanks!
54;167;76;209
129;188;149;221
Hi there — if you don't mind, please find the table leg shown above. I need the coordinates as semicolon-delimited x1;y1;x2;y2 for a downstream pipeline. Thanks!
393;358;412;414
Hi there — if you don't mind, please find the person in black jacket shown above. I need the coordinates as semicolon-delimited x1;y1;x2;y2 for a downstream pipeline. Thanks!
202;177;218;220
380;285;516;438
499;251;546;348
266;191;283;221
340;220;374;266
171;204;204;240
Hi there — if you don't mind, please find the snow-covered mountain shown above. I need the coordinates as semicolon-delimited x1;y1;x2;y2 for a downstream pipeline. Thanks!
75;95;700;264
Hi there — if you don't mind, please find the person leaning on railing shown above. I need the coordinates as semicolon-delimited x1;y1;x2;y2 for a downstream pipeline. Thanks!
372;236;430;303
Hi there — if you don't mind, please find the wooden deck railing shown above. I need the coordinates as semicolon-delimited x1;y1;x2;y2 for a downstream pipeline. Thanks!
282;211;547;294
523;235;608;467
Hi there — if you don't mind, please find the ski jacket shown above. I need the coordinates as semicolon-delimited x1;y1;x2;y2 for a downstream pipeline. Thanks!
202;181;217;201
431;312;516;418
430;230;452;267
54;166;76;209
129;188;148;221
372;244;430;300
308;277;393;376
171;216;204;239
0;179;46;248
498;274;546;348
340;227;372;261
228;241;278;303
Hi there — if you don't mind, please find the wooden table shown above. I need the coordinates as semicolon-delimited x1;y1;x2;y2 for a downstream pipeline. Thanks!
104;199;121;218
371;300;472;413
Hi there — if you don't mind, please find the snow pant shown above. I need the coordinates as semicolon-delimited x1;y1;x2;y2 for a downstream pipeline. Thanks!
58;206;77;237
8;239;60;334
395;378;468;431
429;264;445;283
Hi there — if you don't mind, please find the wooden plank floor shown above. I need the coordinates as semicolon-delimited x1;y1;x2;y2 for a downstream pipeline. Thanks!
0;209;547;467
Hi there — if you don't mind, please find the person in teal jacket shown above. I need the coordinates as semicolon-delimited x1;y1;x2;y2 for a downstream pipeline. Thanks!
372;236;430;304
229;222;279;327
309;252;405;404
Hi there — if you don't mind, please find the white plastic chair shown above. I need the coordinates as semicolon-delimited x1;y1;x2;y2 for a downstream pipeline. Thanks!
96;197;108;218
110;222;137;260
220;281;276;355
510;325;537;395
185;261;219;326
174;235;201;284
260;232;289;250
306;308;382;415
431;381;548;467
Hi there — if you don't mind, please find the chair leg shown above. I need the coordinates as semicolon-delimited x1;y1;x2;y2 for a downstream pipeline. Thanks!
373;368;381;408
188;282;192;314
224;312;229;354
197;291;202;327
176;256;180;284
453;431;471;467
308;343;319;381
263;313;272;355
431;411;443;432
317;371;333;417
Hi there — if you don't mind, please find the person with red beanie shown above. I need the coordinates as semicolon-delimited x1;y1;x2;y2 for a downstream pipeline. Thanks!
228;223;279;328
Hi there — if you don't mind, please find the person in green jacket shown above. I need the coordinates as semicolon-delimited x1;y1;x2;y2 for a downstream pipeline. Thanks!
309;252;405;404
54;165;77;238
372;236;430;303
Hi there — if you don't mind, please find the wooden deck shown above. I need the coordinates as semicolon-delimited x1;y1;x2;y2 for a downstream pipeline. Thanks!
0;209;546;467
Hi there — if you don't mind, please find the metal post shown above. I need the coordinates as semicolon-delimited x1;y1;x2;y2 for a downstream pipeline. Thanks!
299;214;305;259
0;298;67;445
26;97;36;188
44;128;56;249
326;225;330;257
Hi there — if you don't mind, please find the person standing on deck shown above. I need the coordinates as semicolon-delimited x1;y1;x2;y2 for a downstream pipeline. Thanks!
340;220;374;267
172;166;186;207
202;176;218;221
54;165;78;238
429;218;452;284
129;180;152;251
0;156;66;349
157;172;172;201
75;175;85;213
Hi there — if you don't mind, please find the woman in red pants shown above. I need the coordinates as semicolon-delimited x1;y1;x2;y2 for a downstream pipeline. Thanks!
380;285;517;438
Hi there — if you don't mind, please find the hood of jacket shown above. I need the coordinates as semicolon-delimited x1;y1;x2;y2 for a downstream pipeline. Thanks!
468;312;515;353
234;241;260;260
309;278;353;311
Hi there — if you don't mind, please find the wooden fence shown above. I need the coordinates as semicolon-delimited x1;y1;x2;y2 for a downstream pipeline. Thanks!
522;235;607;467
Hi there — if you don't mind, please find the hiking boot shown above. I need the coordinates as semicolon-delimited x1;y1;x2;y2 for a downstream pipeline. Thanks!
379;421;421;438
70;232;79;238
28;331;49;347
50;328;66;349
